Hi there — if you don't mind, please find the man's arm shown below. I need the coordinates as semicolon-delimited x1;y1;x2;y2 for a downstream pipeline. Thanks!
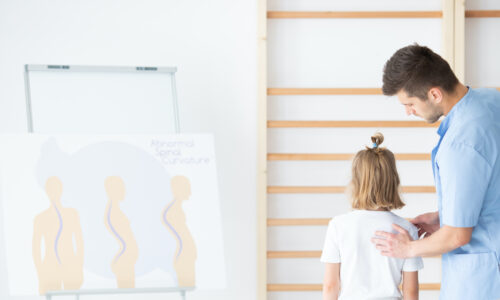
371;224;473;258
323;263;340;300
411;211;440;238
402;271;418;300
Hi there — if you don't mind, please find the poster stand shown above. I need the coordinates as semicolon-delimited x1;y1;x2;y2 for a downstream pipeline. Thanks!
45;286;195;300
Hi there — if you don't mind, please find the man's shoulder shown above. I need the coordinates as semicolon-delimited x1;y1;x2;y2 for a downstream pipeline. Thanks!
471;87;500;100
442;90;500;158
440;120;498;164
460;88;500;126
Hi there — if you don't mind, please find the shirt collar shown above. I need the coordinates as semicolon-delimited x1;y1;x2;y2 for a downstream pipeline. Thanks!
436;86;471;137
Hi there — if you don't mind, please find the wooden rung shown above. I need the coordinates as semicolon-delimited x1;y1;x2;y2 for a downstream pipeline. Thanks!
267;121;439;128
402;186;436;193
267;11;443;19
267;186;436;194
418;283;441;290
268;218;329;226
466;10;500;18
267;88;382;95
395;153;431;160
267;153;431;161
267;251;322;258
267;283;441;291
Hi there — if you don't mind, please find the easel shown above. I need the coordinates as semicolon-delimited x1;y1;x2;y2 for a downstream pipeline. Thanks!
26;65;186;299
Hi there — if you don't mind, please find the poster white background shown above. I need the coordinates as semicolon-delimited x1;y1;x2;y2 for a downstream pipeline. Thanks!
0;134;225;296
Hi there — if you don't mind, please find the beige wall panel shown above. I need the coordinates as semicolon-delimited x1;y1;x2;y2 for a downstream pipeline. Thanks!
268;19;441;87
399;194;438;218
465;18;500;86
419;291;440;300
268;95;418;121
268;257;441;284
269;291;438;299
269;292;439;299
268;258;322;283
273;291;438;300
465;0;500;10
268;193;437;219
268;291;321;300
268;226;327;251
268;128;439;154
268;194;351;218
418;257;442;283
267;161;434;186
268;0;441;11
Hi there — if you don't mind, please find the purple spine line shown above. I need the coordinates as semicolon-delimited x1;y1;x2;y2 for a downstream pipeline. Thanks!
54;206;63;264
164;200;183;260
107;202;126;263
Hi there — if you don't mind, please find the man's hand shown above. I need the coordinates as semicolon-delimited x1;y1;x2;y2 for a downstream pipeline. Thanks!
371;224;413;258
410;211;440;238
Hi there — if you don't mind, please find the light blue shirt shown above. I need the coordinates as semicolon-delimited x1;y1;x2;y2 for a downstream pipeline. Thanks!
432;87;500;300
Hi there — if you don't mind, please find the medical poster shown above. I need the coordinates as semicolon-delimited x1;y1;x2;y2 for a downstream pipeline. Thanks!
0;134;225;295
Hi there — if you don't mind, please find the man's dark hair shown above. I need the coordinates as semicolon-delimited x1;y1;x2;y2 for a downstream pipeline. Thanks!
382;44;459;100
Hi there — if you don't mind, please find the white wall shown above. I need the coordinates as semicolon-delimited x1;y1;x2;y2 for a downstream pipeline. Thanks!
0;1;257;299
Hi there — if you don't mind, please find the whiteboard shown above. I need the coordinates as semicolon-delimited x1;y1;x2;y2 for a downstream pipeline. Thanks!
24;65;179;134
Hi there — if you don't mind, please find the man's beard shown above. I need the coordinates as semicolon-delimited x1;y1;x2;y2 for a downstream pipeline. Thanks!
425;111;442;123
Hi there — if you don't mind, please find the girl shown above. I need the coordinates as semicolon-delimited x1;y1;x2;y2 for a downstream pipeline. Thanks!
321;133;423;300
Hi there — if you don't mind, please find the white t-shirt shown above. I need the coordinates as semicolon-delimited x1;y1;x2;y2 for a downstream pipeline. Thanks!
321;210;424;300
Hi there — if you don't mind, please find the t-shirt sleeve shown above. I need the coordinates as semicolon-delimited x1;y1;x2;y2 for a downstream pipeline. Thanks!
320;219;340;263
438;142;492;227
402;225;424;272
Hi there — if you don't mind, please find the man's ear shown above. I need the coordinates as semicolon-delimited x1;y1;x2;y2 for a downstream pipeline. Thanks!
427;87;443;104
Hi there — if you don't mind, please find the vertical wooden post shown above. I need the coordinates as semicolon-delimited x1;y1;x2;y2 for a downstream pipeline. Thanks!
442;0;465;82
257;0;268;299
454;0;465;82
442;0;455;70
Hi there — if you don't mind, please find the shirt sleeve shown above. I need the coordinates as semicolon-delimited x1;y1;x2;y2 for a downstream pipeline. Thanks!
320;219;340;263
402;225;424;272
437;142;492;227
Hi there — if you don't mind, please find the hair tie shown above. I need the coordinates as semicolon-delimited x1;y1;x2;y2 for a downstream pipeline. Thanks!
372;142;378;149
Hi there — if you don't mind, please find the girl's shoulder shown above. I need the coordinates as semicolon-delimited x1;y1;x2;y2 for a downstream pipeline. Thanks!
334;210;417;230
385;212;420;236
329;210;366;227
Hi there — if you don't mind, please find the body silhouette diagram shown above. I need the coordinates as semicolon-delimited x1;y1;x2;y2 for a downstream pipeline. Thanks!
162;175;197;287
32;176;84;294
104;176;139;288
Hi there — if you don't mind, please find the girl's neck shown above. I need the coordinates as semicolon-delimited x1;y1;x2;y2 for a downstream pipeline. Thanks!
366;207;389;212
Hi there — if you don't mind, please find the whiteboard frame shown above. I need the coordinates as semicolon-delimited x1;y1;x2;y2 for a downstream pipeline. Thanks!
24;64;180;133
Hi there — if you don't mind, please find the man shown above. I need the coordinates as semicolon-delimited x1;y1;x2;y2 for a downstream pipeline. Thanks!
371;44;500;299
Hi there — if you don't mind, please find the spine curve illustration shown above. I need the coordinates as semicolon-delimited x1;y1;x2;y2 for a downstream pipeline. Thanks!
163;200;183;260
107;202;126;262
54;205;63;264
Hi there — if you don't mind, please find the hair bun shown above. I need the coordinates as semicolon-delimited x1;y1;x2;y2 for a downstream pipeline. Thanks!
371;132;384;148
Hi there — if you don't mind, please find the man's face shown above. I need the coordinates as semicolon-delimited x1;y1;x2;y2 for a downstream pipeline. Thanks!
396;90;442;123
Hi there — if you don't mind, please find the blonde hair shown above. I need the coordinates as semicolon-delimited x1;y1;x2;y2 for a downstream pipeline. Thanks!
349;133;404;210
